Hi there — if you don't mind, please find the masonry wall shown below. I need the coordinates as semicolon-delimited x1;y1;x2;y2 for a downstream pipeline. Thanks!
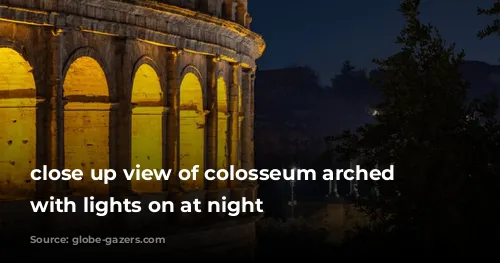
0;0;264;255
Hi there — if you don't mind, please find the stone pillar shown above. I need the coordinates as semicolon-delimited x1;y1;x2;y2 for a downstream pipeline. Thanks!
223;0;233;20
42;28;65;198
229;63;241;184
241;69;252;171
206;56;219;193
205;56;228;218
228;63;246;205
166;48;183;220
235;1;246;25
235;0;251;28
249;71;256;169
34;27;65;235
245;14;252;29
110;36;133;197
241;69;258;202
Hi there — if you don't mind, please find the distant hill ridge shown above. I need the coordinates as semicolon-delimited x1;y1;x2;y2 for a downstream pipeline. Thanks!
253;60;500;169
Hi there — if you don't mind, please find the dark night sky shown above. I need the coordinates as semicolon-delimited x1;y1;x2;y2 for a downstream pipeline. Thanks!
249;0;500;85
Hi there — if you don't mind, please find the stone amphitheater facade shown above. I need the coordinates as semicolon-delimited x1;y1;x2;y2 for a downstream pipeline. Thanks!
0;0;265;256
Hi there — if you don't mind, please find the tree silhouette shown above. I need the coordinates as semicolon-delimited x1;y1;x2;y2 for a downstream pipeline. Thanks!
477;1;500;39
340;60;356;75
331;0;500;255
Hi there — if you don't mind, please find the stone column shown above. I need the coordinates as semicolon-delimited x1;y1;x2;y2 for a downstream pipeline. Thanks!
229;63;241;184
235;1;246;25
42;28;65;198
34;27;65;235
166;48;183;220
241;69;252;171
250;72;256;168
223;0;233;20
109;36;133;197
206;56;219;193
241;69;258;202
228;63;246;206
205;56;229;218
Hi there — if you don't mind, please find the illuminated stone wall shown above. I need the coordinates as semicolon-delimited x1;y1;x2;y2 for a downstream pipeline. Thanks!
179;72;205;191
0;0;263;223
63;56;110;196
142;1;250;27
131;63;165;193
0;48;37;199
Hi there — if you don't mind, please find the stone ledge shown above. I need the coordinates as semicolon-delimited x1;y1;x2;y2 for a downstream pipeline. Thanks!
0;0;265;66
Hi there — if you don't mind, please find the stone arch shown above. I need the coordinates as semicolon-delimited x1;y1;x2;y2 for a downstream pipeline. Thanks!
62;47;114;101
0;46;37;198
62;49;112;196
0;37;34;68
0;37;43;95
131;56;166;100
179;67;205;191
216;76;229;188
130;57;165;193
180;64;205;107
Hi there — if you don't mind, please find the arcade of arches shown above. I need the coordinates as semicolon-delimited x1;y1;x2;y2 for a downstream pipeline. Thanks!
0;0;262;256
0;47;256;200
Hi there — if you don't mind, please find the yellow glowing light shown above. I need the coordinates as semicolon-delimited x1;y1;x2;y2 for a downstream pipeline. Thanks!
63;57;109;98
0;48;37;199
179;72;205;191
63;56;110;196
132;64;163;105
217;77;229;188
131;64;164;193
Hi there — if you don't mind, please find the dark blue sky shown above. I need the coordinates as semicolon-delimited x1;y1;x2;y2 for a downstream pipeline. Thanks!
249;0;500;85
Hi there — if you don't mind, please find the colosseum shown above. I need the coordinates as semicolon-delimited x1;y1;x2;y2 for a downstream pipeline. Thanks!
0;0;265;256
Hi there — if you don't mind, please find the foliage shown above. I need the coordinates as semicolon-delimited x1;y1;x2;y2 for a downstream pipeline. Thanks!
340;60;356;75
330;0;500;255
331;61;371;97
330;60;380;127
477;1;500;39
